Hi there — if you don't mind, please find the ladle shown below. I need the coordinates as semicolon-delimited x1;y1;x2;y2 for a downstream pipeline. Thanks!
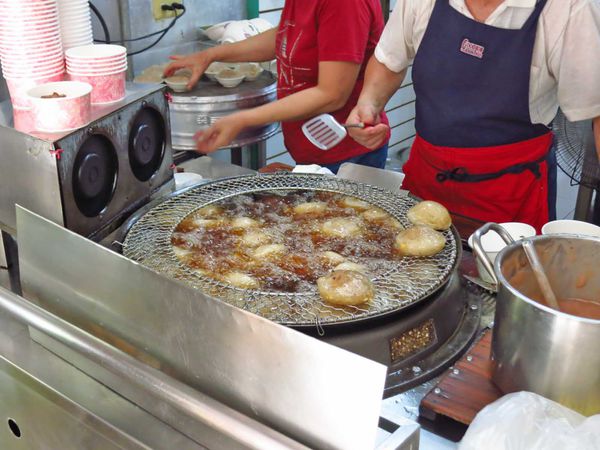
521;239;561;311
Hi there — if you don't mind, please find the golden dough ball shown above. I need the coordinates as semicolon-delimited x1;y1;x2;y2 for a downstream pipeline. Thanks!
406;201;452;230
362;208;389;222
172;246;192;259
317;270;375;306
334;262;368;274
222;272;260;289
252;244;286;260
293;201;327;215
241;230;271;248
321;251;346;266
191;218;224;228
231;216;260;229
341;196;371;211
394;225;446;257
321;218;361;238
195;204;224;218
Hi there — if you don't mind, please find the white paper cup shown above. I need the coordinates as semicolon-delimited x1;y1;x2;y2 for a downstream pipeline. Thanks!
468;222;537;283
66;44;126;60
541;220;600;237
27;80;91;132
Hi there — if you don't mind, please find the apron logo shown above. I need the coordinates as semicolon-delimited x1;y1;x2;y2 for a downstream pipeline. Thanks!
460;38;485;59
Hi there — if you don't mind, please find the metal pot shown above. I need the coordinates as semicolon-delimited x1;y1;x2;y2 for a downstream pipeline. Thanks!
169;73;278;150
472;223;600;416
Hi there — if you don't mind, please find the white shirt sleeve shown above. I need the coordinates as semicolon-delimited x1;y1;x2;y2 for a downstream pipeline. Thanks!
551;0;600;121
374;0;417;73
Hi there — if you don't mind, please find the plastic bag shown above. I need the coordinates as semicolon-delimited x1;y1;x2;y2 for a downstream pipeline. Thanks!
459;392;600;450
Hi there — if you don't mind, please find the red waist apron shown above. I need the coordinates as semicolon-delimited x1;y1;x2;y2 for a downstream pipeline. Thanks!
402;133;553;232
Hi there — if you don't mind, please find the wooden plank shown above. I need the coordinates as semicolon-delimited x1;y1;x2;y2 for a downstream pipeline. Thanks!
420;331;503;425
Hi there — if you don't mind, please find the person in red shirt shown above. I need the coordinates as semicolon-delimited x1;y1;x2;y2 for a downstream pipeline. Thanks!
164;0;388;173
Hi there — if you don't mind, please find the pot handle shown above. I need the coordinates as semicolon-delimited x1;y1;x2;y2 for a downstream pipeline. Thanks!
471;223;515;287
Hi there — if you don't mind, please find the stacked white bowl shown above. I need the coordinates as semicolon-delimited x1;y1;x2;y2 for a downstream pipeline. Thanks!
66;44;127;104
0;0;65;109
57;0;93;51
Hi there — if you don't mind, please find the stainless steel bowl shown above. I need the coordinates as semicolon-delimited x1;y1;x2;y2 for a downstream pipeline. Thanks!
473;223;600;415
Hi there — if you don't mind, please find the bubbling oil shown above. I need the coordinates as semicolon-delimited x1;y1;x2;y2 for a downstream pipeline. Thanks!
171;190;404;292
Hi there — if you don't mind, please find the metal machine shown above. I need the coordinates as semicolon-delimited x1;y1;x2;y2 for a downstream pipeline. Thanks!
0;84;173;239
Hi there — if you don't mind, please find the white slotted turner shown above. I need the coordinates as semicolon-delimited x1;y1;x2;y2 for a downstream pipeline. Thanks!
302;114;364;150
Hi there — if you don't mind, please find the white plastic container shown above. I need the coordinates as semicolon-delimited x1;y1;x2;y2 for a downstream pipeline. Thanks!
541;219;600;237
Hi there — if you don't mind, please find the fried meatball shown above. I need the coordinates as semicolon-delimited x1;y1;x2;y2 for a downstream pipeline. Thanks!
172;246;192;259
406;201;452;231
222;272;260;289
241;230;271;247
341;196;371;211
394;225;446;257
195;204;224;218
252;244;286;260
321;218;361;238
317;270;375;306
334;262;368;274
293;201;327;215
231;216;260;229
191;218;224;228
321;251;346;266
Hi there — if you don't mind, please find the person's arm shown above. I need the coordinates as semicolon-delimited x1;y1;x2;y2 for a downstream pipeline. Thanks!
594;117;600;161
195;60;362;152
164;28;277;89
346;56;406;149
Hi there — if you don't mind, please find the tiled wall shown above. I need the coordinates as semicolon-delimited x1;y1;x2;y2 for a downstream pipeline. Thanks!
90;0;245;76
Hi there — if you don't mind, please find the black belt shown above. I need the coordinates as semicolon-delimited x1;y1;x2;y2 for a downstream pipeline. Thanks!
434;153;548;183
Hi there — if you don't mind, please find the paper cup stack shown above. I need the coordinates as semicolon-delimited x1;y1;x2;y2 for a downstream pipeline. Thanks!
66;44;127;104
57;0;93;51
0;0;65;109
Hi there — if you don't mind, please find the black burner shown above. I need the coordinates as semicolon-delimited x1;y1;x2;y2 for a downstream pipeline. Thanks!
128;107;165;182
72;134;118;217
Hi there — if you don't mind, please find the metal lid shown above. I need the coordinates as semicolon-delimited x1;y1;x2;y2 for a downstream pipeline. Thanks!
171;73;276;105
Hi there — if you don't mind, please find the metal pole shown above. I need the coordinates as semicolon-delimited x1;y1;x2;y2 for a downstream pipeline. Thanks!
0;286;308;450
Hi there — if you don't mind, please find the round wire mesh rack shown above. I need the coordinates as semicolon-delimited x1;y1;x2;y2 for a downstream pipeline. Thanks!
123;173;460;328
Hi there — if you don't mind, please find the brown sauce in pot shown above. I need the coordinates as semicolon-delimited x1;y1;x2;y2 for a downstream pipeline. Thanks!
553;298;600;320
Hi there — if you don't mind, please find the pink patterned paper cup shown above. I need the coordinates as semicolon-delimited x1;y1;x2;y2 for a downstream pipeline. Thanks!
66;62;127;74
65;44;126;61
68;70;125;104
12;107;35;133
5;71;64;109
27;81;91;132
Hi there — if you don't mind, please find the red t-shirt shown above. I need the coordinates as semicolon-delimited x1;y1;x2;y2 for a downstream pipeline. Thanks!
275;0;388;165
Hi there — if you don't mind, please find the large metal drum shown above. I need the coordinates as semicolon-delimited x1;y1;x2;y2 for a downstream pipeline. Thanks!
169;73;278;150
473;224;600;416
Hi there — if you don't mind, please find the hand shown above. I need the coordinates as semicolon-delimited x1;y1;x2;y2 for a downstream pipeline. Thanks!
194;113;248;153
163;51;213;90
346;104;389;149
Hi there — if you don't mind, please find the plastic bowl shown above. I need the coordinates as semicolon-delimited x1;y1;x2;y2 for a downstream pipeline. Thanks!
204;62;228;81
164;75;190;92
215;68;244;88
239;63;263;81
541;220;600;237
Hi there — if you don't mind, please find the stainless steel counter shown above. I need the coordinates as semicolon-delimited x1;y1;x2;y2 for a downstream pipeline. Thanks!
0;156;491;450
